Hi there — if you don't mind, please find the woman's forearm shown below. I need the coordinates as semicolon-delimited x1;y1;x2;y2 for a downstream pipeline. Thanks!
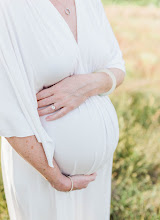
5;135;69;190
35;68;125;121
79;68;125;98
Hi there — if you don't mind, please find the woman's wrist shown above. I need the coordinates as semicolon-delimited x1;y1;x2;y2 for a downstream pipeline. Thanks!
78;72;112;98
59;175;72;191
45;161;71;191
49;173;72;192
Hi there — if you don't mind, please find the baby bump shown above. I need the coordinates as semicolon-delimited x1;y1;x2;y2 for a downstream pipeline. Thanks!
40;96;119;175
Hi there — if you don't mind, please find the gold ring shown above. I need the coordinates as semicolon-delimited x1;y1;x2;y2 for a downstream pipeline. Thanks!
68;176;74;192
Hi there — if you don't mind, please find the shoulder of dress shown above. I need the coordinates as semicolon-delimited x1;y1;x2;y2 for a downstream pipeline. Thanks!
0;0;9;9
0;0;22;13
86;0;106;16
87;0;104;8
0;0;12;17
86;0;109;27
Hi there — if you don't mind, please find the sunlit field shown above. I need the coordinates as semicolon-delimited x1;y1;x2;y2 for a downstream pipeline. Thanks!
0;3;160;220
106;4;160;219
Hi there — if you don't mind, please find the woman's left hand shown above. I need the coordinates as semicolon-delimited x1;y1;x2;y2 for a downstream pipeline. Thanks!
36;74;94;121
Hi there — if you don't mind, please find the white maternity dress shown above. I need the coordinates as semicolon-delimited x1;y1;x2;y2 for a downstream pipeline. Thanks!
0;0;126;219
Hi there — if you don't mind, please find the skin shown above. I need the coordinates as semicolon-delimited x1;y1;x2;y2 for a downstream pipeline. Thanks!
37;69;125;120
5;0;126;192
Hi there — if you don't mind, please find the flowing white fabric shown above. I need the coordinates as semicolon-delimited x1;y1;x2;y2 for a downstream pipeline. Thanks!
0;0;126;219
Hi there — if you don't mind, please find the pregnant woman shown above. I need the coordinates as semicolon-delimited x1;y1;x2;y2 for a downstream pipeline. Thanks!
0;0;126;219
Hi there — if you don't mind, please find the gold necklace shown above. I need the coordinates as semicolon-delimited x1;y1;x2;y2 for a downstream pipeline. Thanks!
55;0;71;15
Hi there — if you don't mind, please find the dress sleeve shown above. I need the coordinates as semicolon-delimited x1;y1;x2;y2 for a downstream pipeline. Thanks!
0;3;55;167
0;59;35;138
95;0;126;74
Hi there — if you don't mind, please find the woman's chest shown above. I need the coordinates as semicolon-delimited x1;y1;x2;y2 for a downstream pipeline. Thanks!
5;0;109;92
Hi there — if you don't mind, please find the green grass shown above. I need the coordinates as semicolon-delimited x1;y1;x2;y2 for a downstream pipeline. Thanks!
0;143;9;220
102;0;160;7
110;91;160;219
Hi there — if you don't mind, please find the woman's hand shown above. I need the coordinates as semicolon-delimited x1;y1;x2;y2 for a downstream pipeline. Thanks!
36;69;125;121
6;135;97;193
36;74;91;121
47;158;97;192
51;172;97;192
36;72;109;121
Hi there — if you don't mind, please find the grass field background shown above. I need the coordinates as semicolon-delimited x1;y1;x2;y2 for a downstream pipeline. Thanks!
0;1;160;220
102;0;160;6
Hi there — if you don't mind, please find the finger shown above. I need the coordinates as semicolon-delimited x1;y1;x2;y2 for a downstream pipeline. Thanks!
38;103;63;116
84;172;97;177
85;174;97;181
36;87;54;101
45;107;69;121
86;176;96;182
38;96;55;108
90;172;97;176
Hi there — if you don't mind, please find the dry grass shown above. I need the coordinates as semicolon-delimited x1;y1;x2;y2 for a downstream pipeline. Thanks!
105;5;160;93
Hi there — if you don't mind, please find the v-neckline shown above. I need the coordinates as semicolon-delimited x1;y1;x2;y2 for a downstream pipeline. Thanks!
47;0;79;47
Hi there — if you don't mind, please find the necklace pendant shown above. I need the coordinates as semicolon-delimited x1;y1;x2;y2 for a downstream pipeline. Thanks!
65;8;71;15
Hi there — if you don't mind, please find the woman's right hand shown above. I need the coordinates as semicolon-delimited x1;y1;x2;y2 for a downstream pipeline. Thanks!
51;172;97;192
5;136;97;192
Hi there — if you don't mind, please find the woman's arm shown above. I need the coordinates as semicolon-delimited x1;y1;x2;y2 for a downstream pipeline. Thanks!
5;135;97;191
36;68;125;121
84;68;125;97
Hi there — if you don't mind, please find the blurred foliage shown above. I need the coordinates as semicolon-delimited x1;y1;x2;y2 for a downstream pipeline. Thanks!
108;4;160;219
0;2;160;220
0;146;9;220
102;0;160;7
110;92;160;219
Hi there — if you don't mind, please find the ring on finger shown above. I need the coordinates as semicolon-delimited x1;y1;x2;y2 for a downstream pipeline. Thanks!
51;104;56;110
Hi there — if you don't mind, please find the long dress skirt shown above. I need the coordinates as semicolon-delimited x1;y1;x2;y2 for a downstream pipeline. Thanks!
1;137;114;220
